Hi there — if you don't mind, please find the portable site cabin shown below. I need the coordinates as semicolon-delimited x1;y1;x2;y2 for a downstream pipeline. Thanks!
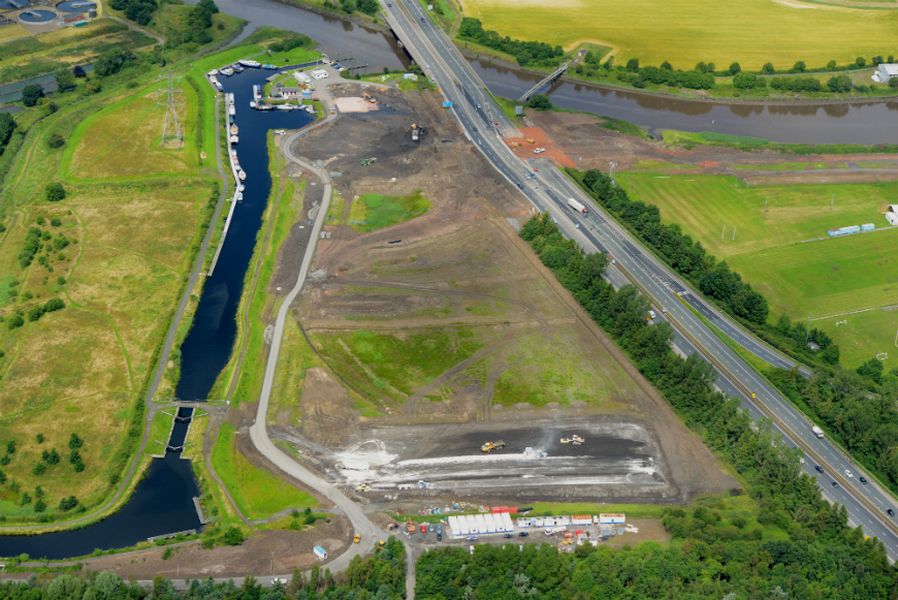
313;545;328;560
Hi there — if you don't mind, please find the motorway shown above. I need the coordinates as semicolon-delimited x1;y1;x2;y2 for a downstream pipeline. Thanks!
380;0;898;559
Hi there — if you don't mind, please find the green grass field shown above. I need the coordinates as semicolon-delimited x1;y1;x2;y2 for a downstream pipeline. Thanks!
0;20;154;85
0;61;215;519
348;192;431;233
311;327;482;405
459;0;898;69
618;171;898;369
210;422;316;520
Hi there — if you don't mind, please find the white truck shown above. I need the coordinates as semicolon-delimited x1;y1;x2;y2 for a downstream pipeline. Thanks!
567;197;588;215
812;425;824;439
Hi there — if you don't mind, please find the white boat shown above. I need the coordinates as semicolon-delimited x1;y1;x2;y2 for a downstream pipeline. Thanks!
207;69;219;76
232;64;244;73
239;59;261;68
230;135;239;144
249;101;256;109
276;104;294;111
304;105;315;114
230;125;238;135
213;80;223;92
235;192;244;201
220;68;234;77
228;105;236;117
238;170;247;181
237;184;245;192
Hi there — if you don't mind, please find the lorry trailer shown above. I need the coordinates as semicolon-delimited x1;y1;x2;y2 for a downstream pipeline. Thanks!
567;197;588;215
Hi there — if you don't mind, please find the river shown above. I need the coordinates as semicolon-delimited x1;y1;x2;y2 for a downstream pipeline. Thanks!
208;0;898;145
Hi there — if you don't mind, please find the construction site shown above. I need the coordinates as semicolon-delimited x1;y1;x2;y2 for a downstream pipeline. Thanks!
261;81;736;512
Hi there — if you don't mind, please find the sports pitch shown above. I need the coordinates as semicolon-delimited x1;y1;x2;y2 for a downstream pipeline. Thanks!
617;172;898;370
459;0;898;69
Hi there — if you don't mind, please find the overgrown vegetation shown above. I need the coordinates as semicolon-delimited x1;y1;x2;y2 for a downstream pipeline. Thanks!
572;168;771;327
458;17;563;67
515;214;894;598
0;538;405;598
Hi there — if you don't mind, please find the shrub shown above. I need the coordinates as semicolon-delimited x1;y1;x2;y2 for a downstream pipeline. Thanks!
54;68;76;93
827;74;853;93
47;133;65;149
45;183;66;202
732;72;766;89
58;496;79;511
32;462;45;476
761;62;775;74
791;60;806;73
526;94;552;110
21;84;43;107
7;314;24;330
728;62;741;75
222;526;245;546
69;433;83;450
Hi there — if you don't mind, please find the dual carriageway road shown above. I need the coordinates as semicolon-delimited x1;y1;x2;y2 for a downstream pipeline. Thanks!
380;0;898;560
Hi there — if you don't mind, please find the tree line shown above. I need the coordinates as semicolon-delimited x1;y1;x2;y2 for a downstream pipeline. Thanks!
573;168;898;494
458;18;564;67
573;168;771;327
502;214;896;598
0;537;406;598
573;50;898;94
572;168;843;365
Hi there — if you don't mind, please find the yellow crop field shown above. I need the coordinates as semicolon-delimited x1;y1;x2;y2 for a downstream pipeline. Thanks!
459;0;898;69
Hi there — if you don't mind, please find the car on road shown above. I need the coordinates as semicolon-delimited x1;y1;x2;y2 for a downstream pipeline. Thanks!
888;508;895;517
859;476;868;485
518;531;529;537
814;465;824;474
504;533;514;539
845;469;853;478
465;535;478;542
831;481;838;487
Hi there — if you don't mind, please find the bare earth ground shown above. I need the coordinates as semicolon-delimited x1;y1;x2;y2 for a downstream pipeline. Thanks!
82;515;350;579
525;110;898;182
265;84;735;508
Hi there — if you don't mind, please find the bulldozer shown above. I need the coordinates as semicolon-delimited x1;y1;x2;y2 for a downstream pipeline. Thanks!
480;440;506;453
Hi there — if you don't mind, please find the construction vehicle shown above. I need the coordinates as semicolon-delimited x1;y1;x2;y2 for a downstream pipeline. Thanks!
362;91;377;104
526;138;535;144
481;440;506;453
353;533;361;544
360;157;377;166
411;123;420;142
560;434;584;445
406;518;416;534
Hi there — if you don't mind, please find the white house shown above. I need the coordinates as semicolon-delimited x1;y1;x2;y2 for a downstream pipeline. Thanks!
872;63;898;83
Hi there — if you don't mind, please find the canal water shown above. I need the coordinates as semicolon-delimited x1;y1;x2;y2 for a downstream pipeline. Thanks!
0;68;311;559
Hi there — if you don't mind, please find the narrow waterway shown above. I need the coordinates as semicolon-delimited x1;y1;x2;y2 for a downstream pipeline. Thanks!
0;68;312;559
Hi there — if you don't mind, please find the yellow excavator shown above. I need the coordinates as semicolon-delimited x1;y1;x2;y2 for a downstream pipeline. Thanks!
481;440;506;453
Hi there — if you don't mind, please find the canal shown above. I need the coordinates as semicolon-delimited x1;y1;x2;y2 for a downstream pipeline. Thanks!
0;67;312;560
